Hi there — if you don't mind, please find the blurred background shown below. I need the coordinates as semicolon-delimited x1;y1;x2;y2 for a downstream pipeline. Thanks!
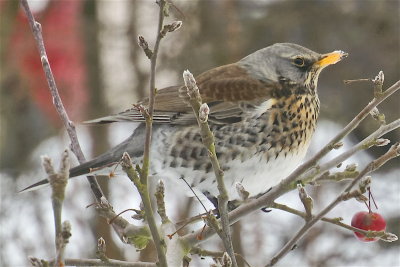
0;0;399;266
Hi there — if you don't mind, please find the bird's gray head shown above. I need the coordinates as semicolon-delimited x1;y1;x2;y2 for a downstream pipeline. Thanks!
239;43;347;91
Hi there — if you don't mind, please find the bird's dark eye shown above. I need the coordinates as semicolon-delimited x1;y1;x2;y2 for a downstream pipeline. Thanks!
293;57;305;67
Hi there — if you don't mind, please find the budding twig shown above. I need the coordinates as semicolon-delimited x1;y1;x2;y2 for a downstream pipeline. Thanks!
41;150;70;267
155;180;169;223
183;70;238;267
182;78;400;250
138;35;153;59
19;0;105;202
96;237;108;263
266;143;400;266
271;202;397;242
297;184;313;221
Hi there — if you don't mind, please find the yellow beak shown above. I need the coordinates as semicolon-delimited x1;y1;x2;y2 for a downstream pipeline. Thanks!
315;50;348;68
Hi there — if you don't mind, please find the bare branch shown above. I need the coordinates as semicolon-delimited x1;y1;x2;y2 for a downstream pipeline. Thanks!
283;77;399;191
190;247;252;267
138;35;153;59
271;202;396;242
61;258;156;267
155;180;169;223
183;70;238;267
134;0;183;265
302;118;400;184
266;143;400;266
183;79;400;247
19;0;105;201
297;184;313;221
41;150;70;266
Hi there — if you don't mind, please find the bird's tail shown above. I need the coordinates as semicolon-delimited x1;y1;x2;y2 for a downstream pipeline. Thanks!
19;125;147;193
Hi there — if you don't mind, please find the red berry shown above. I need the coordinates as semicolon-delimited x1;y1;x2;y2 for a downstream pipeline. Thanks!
351;211;386;242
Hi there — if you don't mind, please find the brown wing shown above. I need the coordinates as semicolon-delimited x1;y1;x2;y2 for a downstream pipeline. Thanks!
85;64;277;125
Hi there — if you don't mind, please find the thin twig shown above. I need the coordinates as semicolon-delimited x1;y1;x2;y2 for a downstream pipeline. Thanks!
343;78;371;84
49;258;156;267
134;0;173;265
314;169;359;182
301;118;400;184
190;247;252;267
42;150;70;266
297;184;313;221
280;78;400;191
20;0;144;251
271;202;392;240
96;237;108;263
19;0;104;202
182;71;238;267
155;180;169;223
266;143;400;266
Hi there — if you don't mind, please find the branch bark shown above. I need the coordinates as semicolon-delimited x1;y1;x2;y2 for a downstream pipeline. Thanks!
266;143;400;266
42;151;71;267
182;78;400;247
20;0;153;262
19;0;105;203
183;70;238;267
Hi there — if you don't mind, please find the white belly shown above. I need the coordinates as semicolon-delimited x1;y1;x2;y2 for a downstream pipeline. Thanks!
151;142;309;201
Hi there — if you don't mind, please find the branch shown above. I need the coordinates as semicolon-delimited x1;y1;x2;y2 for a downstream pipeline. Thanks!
154;179;186;266
182;78;400;247
190;247;252;267
301;118;400;184
296;77;399;178
19;0;105;201
20;0;150;257
271;202;395;242
52;258;156;267
134;1;182;265
182;70;238;267
266;143;400;266
42;150;71;266
297;184;313;221
155;180;169;224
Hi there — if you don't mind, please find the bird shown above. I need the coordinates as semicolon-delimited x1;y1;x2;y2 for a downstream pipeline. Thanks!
21;43;347;203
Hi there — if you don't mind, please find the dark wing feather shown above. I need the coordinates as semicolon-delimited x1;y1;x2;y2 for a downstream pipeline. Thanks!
85;64;277;125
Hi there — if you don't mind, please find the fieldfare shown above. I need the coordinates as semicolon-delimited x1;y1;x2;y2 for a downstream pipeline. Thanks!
22;43;347;201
